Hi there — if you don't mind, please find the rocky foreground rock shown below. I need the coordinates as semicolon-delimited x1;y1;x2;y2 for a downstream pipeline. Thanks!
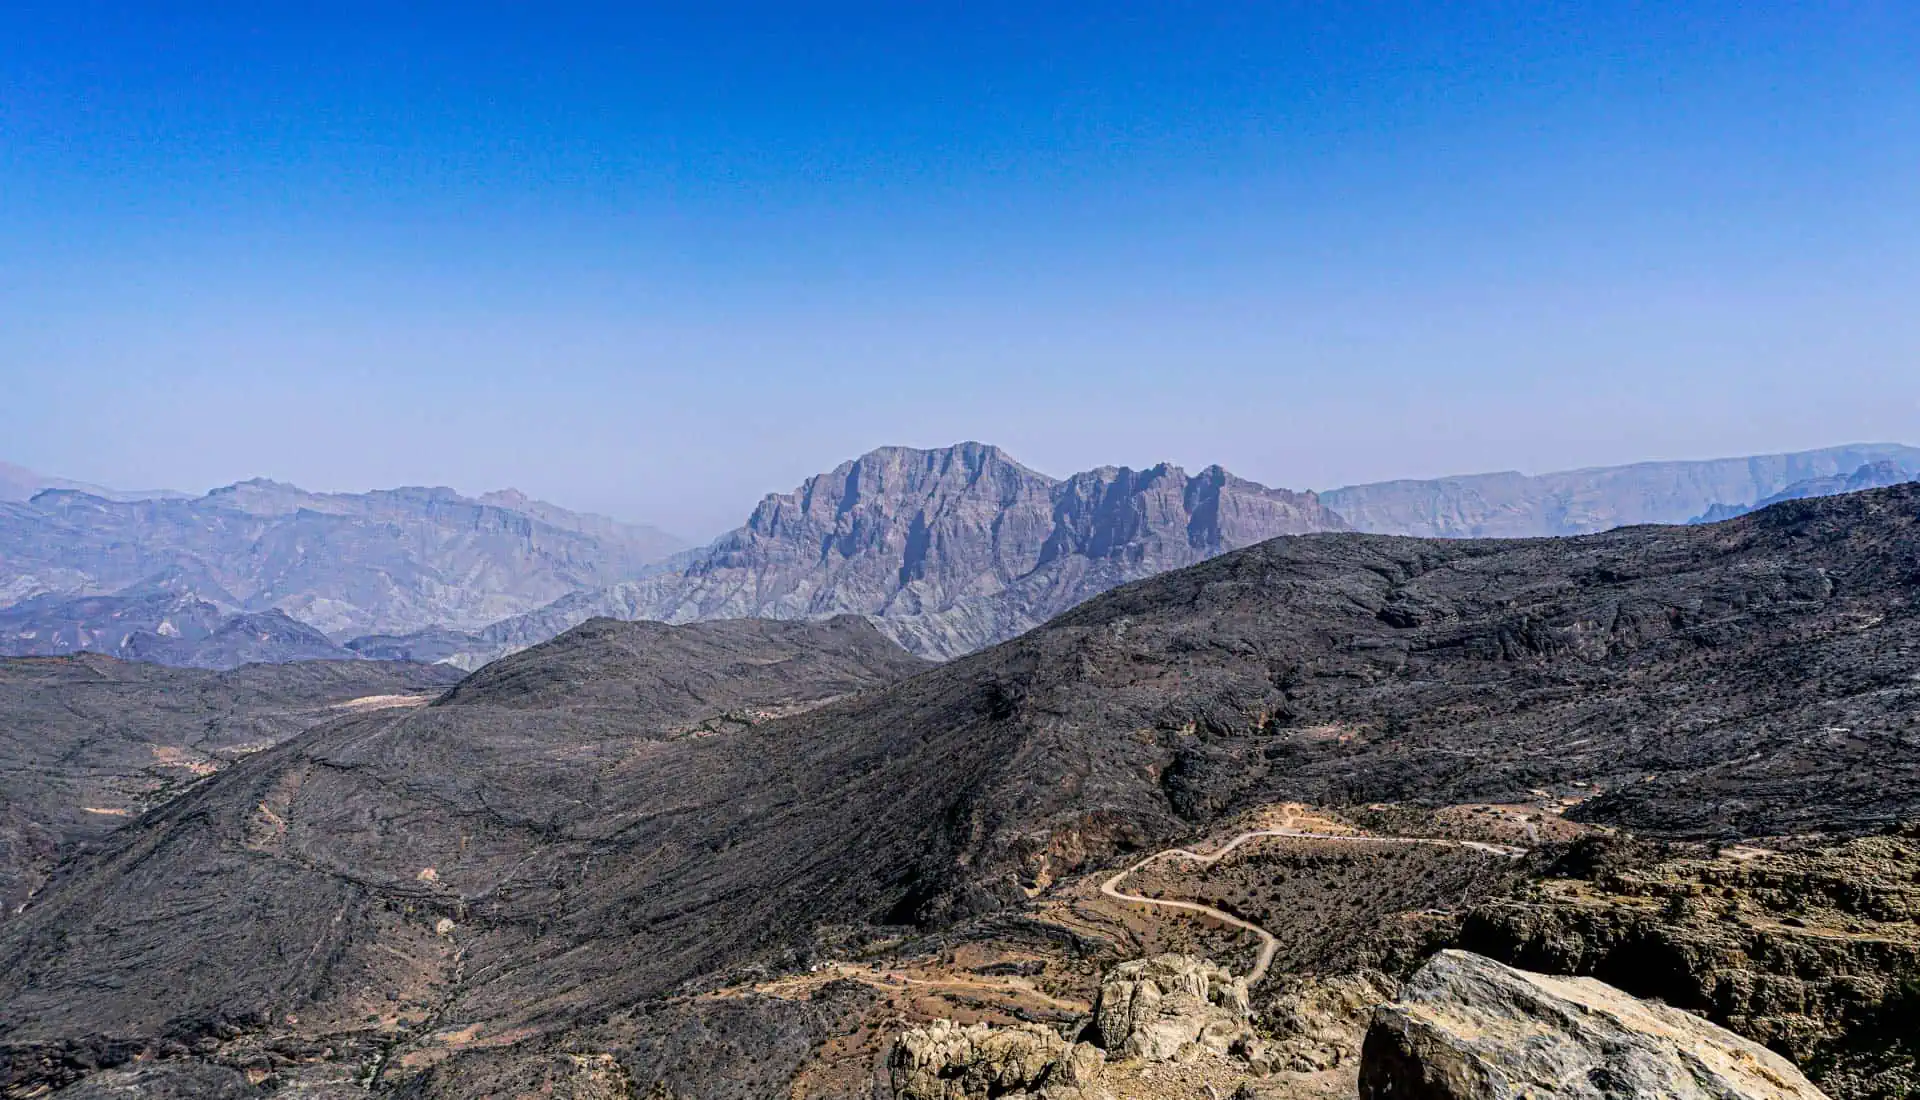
1360;950;1831;1100
1092;954;1255;1063
891;954;1263;1099
891;1020;1103;1100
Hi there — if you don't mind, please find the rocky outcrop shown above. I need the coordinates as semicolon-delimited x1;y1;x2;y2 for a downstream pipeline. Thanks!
1092;954;1255;1062
1360;950;1831;1099
890;954;1263;1099
1258;970;1399;1075
472;444;1348;661
889;1020;1090;1100
1455;832;1920;1100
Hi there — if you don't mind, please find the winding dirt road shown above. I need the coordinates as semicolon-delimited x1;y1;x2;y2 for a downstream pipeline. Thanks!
1099;825;1526;986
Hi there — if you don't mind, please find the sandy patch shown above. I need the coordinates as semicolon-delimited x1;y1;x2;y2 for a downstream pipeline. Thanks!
333;693;437;712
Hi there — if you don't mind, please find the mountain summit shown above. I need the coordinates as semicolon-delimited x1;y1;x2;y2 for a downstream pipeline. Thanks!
469;443;1349;660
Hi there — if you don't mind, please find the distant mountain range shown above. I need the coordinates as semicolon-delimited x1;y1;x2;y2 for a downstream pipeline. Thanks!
1322;443;1920;537
3;441;1915;669
0;479;686;647
437;443;1349;663
0;592;352;669
1688;460;1918;524
10;482;1919;1098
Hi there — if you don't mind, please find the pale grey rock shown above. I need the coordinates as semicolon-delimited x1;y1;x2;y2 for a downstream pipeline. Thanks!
889;1022;1112;1100
1091;954;1255;1062
1359;950;1831;1100
890;1018;1071;1100
888;953;1260;1099
1259;970;1398;1074
1324;443;1920;538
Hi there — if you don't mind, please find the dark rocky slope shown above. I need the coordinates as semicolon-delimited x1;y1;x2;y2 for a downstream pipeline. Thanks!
3;485;1919;1096
435;614;932;712
0;655;464;916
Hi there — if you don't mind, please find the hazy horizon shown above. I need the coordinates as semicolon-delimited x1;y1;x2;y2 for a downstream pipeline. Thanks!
6;5;1917;537
10;435;1918;545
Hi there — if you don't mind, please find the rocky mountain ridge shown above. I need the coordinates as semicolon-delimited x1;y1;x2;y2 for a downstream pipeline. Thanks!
0;479;686;639
10;442;1920;671
0;592;358;669
451;443;1349;662
1690;460;1918;524
0;461;185;505
1323;442;1920;538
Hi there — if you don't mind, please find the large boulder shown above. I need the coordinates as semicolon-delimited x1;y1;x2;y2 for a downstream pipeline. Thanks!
1091;954;1255;1062
1360;950;1830;1100
890;1018;1107;1100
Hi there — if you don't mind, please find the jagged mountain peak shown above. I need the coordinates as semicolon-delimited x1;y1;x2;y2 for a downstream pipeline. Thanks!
470;443;1348;661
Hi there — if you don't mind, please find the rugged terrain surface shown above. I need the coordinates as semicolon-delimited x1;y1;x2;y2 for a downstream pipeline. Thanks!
0;654;464;915
3;485;1919;1097
457;442;1348;663
1323;442;1920;538
0;479;684;637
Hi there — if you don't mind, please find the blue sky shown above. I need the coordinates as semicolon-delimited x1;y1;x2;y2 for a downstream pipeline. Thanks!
3;3;1916;537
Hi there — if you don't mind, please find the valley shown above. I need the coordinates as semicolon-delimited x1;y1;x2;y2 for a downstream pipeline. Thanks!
0;483;1915;1098
14;9;1912;1096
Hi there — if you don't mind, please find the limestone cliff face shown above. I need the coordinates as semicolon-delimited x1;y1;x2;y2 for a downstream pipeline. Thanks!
476;444;1348;660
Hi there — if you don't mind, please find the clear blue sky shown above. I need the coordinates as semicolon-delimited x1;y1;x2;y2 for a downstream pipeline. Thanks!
3;3;1916;537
